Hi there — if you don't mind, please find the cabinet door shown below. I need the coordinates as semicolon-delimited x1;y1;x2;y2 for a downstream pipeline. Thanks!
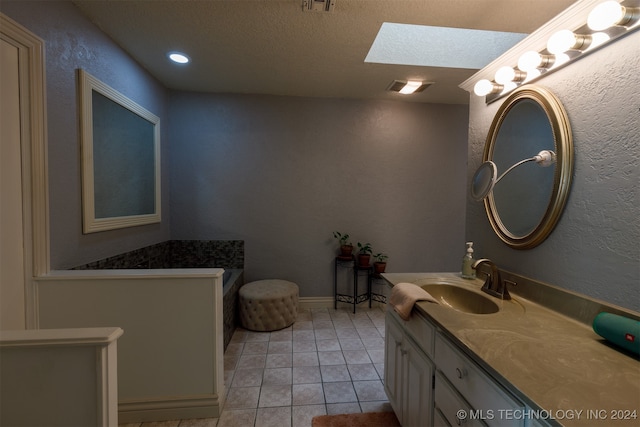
402;335;434;427
384;312;404;420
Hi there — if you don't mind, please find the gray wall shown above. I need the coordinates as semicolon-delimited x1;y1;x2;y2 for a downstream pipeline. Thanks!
2;1;469;293
1;1;171;269
168;92;469;297
466;31;640;312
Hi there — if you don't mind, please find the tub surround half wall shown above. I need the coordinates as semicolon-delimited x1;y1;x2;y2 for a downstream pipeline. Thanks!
72;239;244;351
36;269;225;423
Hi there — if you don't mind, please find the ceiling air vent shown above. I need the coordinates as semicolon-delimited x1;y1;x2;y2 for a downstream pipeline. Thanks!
387;80;432;94
302;0;335;13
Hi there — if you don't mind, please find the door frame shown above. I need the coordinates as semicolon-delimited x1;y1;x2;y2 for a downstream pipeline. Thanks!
1;13;50;328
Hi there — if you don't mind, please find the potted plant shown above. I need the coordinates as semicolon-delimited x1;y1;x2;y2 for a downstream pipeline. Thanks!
356;242;372;267
373;253;388;275
333;231;353;258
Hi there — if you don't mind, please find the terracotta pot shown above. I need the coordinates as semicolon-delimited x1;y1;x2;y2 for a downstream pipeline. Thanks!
339;244;354;257
357;254;371;267
373;262;387;275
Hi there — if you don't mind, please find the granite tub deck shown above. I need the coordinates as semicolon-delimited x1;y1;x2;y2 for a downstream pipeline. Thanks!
383;272;640;427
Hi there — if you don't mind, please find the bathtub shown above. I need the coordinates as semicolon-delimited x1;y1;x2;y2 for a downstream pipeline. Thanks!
221;268;244;350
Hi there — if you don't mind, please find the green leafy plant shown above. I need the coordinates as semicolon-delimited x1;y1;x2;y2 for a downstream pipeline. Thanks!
373;253;388;263
357;242;372;255
333;231;351;246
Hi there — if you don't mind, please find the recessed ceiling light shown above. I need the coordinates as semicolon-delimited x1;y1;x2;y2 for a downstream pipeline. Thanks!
168;52;190;64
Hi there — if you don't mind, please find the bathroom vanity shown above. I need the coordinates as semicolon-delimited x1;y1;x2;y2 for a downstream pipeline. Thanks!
383;272;640;427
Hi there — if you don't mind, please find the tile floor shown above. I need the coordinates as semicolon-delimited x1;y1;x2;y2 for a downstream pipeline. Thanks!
119;306;392;427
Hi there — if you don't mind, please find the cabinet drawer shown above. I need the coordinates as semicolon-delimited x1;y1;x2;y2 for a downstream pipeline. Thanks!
435;333;524;427
402;310;436;358
434;406;452;427
436;371;486;427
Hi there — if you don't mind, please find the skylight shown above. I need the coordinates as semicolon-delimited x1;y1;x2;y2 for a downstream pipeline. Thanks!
365;23;527;70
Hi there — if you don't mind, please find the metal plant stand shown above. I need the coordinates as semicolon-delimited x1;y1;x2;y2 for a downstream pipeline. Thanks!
334;256;372;313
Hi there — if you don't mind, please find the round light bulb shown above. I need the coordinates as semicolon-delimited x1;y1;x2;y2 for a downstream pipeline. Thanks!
168;52;190;64
474;79;496;96
588;1;625;31
518;51;542;71
494;66;516;84
547;30;577;54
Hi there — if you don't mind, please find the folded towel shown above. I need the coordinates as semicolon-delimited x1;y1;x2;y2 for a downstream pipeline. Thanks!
389;282;439;321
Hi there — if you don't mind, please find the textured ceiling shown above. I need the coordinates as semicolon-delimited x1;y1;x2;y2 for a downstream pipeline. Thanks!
72;0;577;104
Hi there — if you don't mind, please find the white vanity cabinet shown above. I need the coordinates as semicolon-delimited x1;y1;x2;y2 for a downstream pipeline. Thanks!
433;333;525;427
385;310;435;427
385;308;526;427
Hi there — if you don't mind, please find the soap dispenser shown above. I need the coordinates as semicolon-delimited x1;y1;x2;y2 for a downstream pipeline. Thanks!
461;242;476;279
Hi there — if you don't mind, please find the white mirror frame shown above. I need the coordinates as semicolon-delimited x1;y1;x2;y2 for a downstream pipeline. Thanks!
79;69;161;233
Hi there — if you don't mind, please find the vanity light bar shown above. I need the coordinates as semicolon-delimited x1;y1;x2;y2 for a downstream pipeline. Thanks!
467;0;640;102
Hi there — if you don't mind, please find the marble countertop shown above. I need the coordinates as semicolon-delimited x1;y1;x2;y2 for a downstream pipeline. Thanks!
382;272;640;427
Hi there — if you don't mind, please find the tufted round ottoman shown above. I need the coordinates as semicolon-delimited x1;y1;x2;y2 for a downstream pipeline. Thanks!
239;280;299;332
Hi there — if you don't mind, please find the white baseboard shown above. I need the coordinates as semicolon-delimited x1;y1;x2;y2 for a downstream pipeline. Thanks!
118;395;221;423
298;297;334;310
298;297;386;311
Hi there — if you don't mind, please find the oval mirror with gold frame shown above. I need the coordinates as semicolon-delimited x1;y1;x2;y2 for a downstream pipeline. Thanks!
482;85;573;249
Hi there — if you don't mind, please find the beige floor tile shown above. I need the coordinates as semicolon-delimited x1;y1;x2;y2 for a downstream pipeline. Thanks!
292;321;313;331
269;329;292;342
265;353;292;368
292;330;315;341
338;338;364;351
141;421;180;427
178;418;218;427
245;331;270;342
315;339;341;351
320;364;351;382
258;384;292;407
318;350;346;366
224;386;260;409
323;381;357;403
359;401;393;413
335;328;359;339
292;366;322;384
366;349;385;364
326;402;361;415
231;368;263;388
217;409;256;427
313;320;335;329
292;351;319;367
291;404;326;427
292;340;317;352
268;341;292;354
347;363;379;381
237;354;266;369
352;380;387;401
314;329;337;341
263;367;292;386
242;341;268;354
292;383;325;405
255;406;291;427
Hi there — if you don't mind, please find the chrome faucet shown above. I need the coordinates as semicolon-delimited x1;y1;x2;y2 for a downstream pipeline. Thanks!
472;258;511;300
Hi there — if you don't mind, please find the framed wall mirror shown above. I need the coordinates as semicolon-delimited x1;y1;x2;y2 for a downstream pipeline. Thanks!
481;85;573;249
79;69;161;233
